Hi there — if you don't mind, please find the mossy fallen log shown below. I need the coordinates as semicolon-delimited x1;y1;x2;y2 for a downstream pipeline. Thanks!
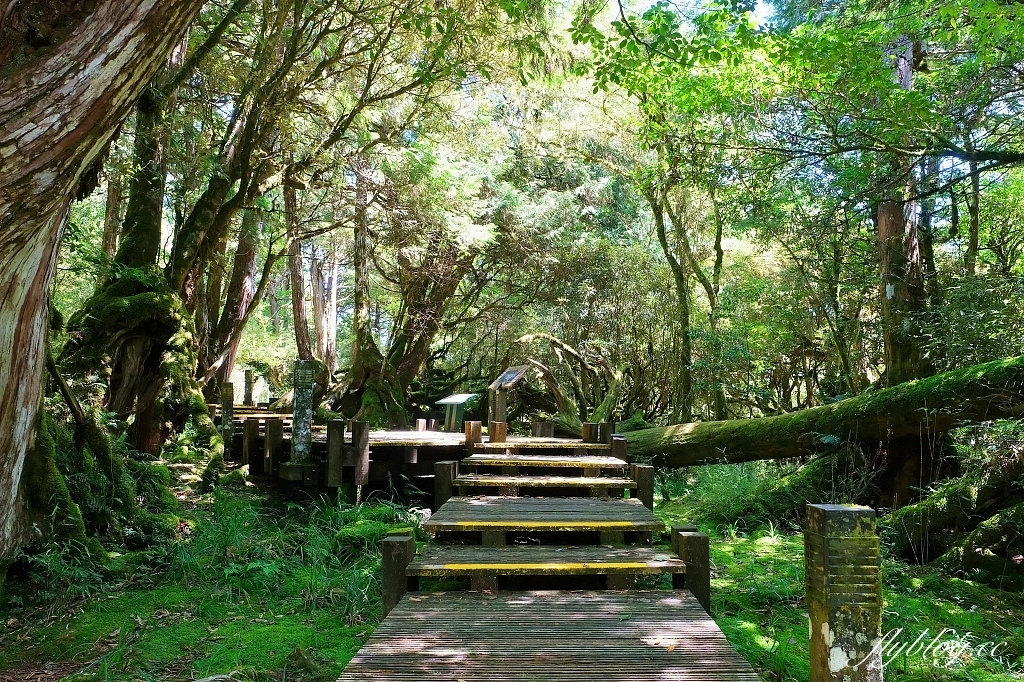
625;355;1024;466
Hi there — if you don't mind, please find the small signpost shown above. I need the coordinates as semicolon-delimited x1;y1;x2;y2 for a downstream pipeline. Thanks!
486;365;530;435
436;393;477;432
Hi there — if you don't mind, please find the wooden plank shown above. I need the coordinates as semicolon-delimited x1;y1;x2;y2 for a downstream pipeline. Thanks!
407;545;684;576
338;590;761;681
422;496;664;533
475;439;613;451
454;474;636;488
464;454;627;469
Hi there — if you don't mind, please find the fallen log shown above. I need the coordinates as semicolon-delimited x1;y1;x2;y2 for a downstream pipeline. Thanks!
625;355;1024;467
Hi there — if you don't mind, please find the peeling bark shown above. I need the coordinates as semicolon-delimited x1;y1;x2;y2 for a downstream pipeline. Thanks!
0;0;206;559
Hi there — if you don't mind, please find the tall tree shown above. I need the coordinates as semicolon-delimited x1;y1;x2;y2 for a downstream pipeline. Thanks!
0;0;205;558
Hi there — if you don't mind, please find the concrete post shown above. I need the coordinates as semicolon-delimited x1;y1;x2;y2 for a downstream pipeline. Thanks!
220;383;234;458
290;360;316;465
243;369;254;406
805;504;882;682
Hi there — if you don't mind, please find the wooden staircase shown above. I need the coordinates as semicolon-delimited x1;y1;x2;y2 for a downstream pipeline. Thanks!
339;424;759;681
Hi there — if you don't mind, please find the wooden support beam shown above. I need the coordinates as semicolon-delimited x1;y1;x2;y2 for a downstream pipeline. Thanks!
489;421;507;443
435;461;458;509
599;422;613;444
465;420;482;458
327;420;345;487
582;422;600;443
403;446;418;464
611;434;627;461
415;418;427;431
470;575;499;591
481;530;506;547
243;418;261;474
264;417;283;475
631;464;655;510
382;535;416;617
427;418;439;431
806;504;881;682
351;420;370;486
606;574;635;590
674;529;710;615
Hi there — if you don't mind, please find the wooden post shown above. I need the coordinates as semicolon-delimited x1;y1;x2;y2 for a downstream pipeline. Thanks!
243;369;255;406
465;420;482;457
415;418;427;431
606;574;635;590
382;535;416;617
806;504;882;682
351;420;370;487
581;422;599;443
490;421;507;443
264;417;283;476
435;460;458;509
598;422;613;444
426;418;439;431
631;463;655;510
671;523;698;589
531;420;554;437
675;528;711;614
290;360;316;464
403;446;417;464
326;420;346;487
220;383;234;458
611;434;627;461
243;418;261;474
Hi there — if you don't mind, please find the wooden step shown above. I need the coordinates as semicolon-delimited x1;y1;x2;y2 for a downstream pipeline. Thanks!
407;544;683;577
340;590;761;682
474;438;612;451
422;495;662;546
453;473;636;489
463;454;628;469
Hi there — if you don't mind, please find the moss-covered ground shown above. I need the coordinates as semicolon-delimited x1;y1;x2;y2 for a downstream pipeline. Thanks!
0;471;423;682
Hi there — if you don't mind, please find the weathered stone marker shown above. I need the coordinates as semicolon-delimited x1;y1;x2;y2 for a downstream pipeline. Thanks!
243;369;255;406
805;504;882;682
280;360;316;482
290;360;316;464
220;383;234;457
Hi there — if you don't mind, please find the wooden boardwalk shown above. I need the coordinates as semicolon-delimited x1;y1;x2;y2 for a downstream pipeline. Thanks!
332;423;759;681
339;591;761;681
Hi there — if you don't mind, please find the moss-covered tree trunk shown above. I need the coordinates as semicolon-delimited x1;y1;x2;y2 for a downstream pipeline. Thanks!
0;0;206;559
626;355;1024;505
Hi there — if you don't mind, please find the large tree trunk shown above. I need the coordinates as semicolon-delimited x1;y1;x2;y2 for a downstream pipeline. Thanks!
0;0;205;559
625;354;1024;470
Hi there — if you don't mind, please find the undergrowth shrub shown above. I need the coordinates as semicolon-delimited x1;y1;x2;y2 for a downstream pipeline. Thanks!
170;491;424;620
